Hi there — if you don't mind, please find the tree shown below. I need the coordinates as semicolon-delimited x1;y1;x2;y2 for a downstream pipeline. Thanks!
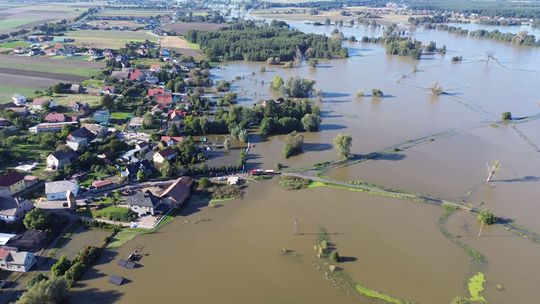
198;177;211;189
282;131;304;158
430;82;444;95
272;75;284;90
372;88;384;97
259;66;266;73
284;76;316;98
501;111;512;121
17;276;68;304
51;256;71;277
23;209;52;230
100;94;115;110
143;113;154;128
309;58;318;68
160;160;172;178
333;134;353;159
330;251;340;263
301;113;321;131
64;261;85;286
26;274;48;289
136;169;145;181
486;160;500;182
477;209;496;237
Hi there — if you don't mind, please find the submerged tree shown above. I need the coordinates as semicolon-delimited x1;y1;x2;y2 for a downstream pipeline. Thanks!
333;134;353;159
477;209;496;237
486;160;500;182
501;111;512;121
430;82;444;96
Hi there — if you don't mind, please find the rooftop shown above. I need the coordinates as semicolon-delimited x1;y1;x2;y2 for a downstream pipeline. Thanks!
0;172;25;187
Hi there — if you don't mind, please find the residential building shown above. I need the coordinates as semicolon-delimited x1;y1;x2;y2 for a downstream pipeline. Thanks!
44;113;73;123
45;180;79;201
11;94;26;106
159;177;193;207
46;150;77;170
155;94;173;108
91;179;114;190
92;110;110;126
0;197;34;222
70;102;91;117
0;247;37;272
30;98;57;111
168;109;185;121
150;64;161;72
111;69;130;80
148;87;167;98
102;86;117;95
127;117;144;131
126;190;161;216
6;230;47;251
0;172;26;196
160;136;184;147
66;127;96;151
129;69;144;82
125;160;153;179
70;84;84;94
29;121;77;133
153;147;177;164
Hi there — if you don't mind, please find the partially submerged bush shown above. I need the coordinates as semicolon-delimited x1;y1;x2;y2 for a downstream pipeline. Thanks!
212;185;243;200
278;176;310;190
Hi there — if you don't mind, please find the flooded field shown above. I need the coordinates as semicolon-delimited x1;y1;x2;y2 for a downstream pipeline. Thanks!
72;17;540;303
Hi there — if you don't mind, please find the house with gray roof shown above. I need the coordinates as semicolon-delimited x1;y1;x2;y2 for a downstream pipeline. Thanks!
45;180;79;201
0;247;36;272
126;190;161;216
47;150;77;170
0;197;33;222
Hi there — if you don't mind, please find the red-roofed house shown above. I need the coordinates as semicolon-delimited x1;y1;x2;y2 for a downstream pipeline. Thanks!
147;87;166;98
31;98;57;111
160;136;184;147
129;69;144;82
102;86;117;95
155;94;173;107
168;109;185;121
150;64;161;72
91;179;114;190
44;113;73;123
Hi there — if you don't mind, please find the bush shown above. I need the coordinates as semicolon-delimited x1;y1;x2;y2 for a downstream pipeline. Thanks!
330;251;340;263
212;185;243;200
17;276;68;304
372;88;384;97
64;262;85;286
75;246;101;266
26;274;49;289
198;177;212;189
501;112;512;121
282;131;304;158
51;256;71;277
278;176;310;190
477;209;496;225
23;209;53;231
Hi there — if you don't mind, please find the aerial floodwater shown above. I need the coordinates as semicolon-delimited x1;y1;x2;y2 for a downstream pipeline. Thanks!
67;9;540;304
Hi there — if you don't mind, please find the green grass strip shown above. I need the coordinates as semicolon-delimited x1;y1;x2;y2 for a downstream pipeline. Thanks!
467;272;486;302
355;284;407;304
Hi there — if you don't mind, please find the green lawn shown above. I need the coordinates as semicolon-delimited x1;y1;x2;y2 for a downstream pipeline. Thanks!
0;18;38;30
92;206;132;220
0;85;37;103
78;172;110;187
53;94;102;107
110;111;132;120
0;41;30;48
50;54;92;61
81;78;103;88
97;9;173;17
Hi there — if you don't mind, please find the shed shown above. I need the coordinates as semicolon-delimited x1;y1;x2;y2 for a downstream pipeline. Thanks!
109;275;125;286
0;233;15;246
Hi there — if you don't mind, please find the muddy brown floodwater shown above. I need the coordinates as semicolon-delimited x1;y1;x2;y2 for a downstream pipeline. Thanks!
70;18;540;303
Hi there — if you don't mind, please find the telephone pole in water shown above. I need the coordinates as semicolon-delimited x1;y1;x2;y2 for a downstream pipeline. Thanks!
293;218;300;235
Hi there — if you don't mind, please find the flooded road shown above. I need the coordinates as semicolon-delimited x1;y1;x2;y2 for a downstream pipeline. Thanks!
71;19;540;303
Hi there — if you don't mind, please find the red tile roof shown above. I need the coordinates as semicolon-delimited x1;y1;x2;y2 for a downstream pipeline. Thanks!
160;136;184;144
147;87;165;97
155;94;173;106
32;98;49;106
92;179;113;188
129;69;143;81
44;113;67;123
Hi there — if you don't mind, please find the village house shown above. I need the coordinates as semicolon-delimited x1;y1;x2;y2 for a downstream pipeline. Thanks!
44;113;74;123
126;190;161;216
160;136;184;147
153;147;177;164
47;150;77;170
111;68;131;80
159;177;193;207
150;64;161;72
70;84;84;94
45;180;79;201
66;127;96;151
0;172;26;196
124;160;153;179
0;118;11;129
91;179;114;190
147;87;168;98
30;98;57;111
168;109;185;122
155;93;173;108
0;247;37;272
29;121;77;133
6;230;47;251
102;86;117;95
129;69;145;82
11;94;26;106
127;117;144;131
92;110;110;126
0;197;34;222
145;76;159;85
70;102;91;117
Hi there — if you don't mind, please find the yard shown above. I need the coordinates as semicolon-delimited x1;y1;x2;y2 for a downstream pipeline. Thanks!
160;36;203;59
64;30;158;49
53;94;102;107
0;85;38;103
96;9;173;17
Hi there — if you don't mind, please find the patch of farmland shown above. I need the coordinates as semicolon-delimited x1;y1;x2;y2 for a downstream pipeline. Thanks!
161;22;224;35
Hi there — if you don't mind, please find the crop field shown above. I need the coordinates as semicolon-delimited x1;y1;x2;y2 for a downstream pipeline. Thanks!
96;9;173;17
0;55;104;102
160;36;203;59
0;3;84;34
161;22;224;35
64;30;158;49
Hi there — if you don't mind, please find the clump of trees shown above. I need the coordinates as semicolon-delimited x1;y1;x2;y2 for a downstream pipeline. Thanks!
372;88;384;97
186;20;348;62
259;99;320;135
333;134;353;159
501;112;512;121
278;176;311;190
430;83;444;96
284;76;316;98
23;209;52;231
282;131;304;158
